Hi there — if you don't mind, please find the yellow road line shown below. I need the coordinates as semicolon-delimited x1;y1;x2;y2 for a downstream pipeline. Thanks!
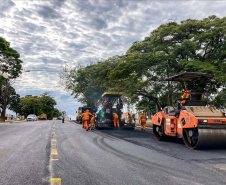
51;159;59;161
50;178;61;185
52;132;55;134
52;139;56;141
51;143;56;145
51;149;58;155
53;129;55;130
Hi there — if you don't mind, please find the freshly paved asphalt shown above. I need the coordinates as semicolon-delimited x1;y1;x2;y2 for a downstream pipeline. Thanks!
0;120;226;185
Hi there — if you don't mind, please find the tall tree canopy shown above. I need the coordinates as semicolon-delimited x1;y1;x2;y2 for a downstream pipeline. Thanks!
0;37;23;121
61;56;121;109
62;15;226;111
0;37;23;79
17;92;58;119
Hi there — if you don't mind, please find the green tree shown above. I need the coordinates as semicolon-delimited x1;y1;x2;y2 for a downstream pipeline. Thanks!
53;108;62;118
40;92;56;120
0;37;23;121
108;15;226;109
0;37;23;79
62;15;226;113
61;57;121;109
17;92;57;119
19;95;42;118
8;93;20;115
210;89;226;110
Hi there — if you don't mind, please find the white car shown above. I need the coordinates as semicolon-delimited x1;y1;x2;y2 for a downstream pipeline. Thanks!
27;114;37;121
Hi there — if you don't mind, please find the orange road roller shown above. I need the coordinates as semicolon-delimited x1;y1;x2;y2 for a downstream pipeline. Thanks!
152;72;226;149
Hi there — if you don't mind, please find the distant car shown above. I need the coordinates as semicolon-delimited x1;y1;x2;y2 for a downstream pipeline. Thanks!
27;114;37;121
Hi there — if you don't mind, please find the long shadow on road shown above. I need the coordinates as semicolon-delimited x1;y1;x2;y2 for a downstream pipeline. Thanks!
96;127;226;162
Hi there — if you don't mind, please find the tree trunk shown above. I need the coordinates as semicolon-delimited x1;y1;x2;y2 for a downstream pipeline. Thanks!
0;80;10;122
1;104;6;122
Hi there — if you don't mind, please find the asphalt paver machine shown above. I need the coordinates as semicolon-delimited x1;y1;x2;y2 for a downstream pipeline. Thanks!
96;92;135;129
152;72;226;149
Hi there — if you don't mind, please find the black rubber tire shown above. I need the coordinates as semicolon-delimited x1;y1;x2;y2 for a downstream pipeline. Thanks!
183;128;198;149
153;124;165;141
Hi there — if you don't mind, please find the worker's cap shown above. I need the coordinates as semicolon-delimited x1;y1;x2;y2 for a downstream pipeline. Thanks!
86;109;89;111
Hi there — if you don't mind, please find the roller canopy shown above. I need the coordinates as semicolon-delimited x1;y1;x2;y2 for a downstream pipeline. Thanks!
165;72;214;82
102;92;124;97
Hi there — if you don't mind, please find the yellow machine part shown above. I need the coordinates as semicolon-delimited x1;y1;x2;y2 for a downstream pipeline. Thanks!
102;92;124;97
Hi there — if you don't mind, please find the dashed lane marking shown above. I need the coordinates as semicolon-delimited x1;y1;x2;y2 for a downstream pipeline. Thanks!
51;159;59;161
51;149;58;155
52;139;56;141
50;178;61;185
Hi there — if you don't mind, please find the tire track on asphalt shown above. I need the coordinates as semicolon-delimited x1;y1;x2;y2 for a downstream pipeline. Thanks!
93;134;222;185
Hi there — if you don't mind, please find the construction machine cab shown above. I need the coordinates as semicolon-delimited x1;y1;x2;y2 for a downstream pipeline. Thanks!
165;72;214;108
96;92;135;129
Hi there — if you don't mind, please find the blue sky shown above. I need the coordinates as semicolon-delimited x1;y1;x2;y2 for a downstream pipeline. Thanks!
1;0;225;119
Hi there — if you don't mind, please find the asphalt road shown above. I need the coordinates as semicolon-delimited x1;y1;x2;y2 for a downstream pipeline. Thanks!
0;120;226;185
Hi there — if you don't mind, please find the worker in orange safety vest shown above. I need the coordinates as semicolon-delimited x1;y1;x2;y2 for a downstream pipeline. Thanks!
139;113;147;131
81;111;86;128
177;87;191;105
128;113;132;125
84;109;92;131
113;112;119;128
90;114;96;130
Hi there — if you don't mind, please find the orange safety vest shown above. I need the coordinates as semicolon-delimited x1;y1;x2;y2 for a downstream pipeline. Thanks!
91;115;95;124
181;90;191;104
181;90;190;99
113;113;118;119
81;113;85;121
139;115;147;123
84;112;91;121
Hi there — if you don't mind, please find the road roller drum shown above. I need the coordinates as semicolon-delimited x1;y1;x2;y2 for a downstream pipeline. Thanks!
183;128;226;149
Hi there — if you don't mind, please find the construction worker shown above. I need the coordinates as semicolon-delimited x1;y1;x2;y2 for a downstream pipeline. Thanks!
104;100;107;105
84;109;92;131
81;111;86;128
139;113;147;131
113;112;119;128
128;113;132;125
177;86;191;106
90;114;95;130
